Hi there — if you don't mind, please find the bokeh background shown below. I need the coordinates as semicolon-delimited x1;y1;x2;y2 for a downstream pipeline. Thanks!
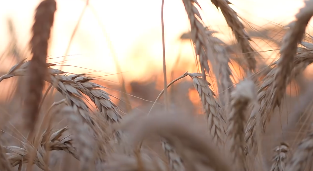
0;0;309;113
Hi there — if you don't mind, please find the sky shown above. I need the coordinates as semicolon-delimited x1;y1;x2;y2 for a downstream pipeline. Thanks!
0;0;306;85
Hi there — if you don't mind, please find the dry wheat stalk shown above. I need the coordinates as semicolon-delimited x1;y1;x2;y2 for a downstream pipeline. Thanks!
4;127;78;170
188;73;225;145
182;0;213;78
210;0;256;71
269;0;313;126
0;145;12;171
285;132;313;171
162;141;185;171
117;113;231;171
24;0;56;133
245;47;313;154
206;29;233;109
270;142;289;171
228;79;255;170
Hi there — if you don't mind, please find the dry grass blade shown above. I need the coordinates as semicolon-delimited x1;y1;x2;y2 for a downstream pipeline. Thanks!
188;73;225;145
24;0;56;133
182;0;213;78
228;79;255;170
117;113;231;171
210;0;256;71
270;142;289;171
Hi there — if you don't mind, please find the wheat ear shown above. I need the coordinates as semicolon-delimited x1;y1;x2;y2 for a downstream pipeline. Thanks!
245;47;313;153
228;79;255;170
162;141;185;171
182;0;213;78
206;29;234;109
24;0;56;133
285;132;313;171
210;0;256;71
188;73;225;145
270;142;289;171
65;107;95;171
0;61;123;125
5;127;78;170
269;0;313;124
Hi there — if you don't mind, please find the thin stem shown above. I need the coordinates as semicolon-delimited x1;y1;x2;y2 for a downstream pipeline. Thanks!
161;0;168;111
60;0;89;70
148;72;188;115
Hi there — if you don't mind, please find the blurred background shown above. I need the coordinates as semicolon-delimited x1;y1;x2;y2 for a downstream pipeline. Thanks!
0;0;307;105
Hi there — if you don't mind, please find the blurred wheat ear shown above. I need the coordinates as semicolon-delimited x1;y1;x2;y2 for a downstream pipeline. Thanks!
24;0;56;134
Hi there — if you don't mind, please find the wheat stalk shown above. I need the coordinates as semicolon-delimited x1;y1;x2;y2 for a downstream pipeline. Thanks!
270;142;289;171
188;73;226;145
210;0;256;71
24;0;56;133
228;79;255;170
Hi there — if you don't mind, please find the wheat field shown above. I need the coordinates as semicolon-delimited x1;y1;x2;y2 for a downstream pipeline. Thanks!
1;0;313;170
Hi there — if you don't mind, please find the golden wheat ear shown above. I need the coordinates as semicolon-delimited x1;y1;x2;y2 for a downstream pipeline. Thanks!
24;0;56;134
